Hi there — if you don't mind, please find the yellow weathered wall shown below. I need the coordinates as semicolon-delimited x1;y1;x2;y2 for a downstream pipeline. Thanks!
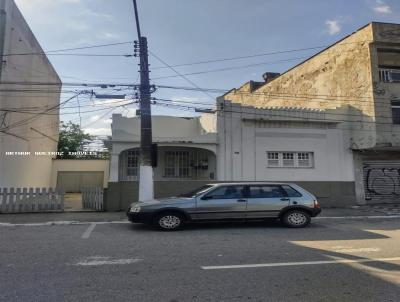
223;24;379;149
225;24;374;111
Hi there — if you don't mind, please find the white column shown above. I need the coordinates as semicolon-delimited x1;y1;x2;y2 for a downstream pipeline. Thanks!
139;165;154;201
109;153;119;182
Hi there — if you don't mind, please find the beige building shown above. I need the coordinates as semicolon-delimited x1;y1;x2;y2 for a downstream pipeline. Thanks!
51;159;110;192
0;0;61;188
219;22;400;205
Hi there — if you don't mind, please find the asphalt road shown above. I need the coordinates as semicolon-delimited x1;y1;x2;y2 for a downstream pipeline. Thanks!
0;218;399;302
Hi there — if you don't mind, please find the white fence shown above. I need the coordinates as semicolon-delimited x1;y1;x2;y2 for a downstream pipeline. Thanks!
0;188;65;213
82;187;104;211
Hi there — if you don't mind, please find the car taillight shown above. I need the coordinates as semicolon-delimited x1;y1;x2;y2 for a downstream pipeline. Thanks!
314;200;320;208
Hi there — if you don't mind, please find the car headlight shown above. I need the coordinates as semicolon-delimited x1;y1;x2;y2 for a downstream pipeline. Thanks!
129;205;141;213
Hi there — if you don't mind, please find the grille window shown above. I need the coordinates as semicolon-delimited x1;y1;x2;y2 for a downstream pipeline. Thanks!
164;151;190;178
297;152;311;167
127;150;139;176
266;152;314;168
282;153;295;167
267;152;280;167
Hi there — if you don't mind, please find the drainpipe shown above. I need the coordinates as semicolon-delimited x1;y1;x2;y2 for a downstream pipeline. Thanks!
0;1;6;187
0;0;6;82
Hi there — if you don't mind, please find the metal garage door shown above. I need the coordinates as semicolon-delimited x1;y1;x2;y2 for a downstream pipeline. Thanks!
57;171;104;193
363;161;400;204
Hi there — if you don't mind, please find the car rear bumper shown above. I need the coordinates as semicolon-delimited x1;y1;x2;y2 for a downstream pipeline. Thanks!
311;208;322;217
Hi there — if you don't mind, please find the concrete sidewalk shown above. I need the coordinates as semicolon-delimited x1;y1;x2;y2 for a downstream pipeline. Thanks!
0;204;399;224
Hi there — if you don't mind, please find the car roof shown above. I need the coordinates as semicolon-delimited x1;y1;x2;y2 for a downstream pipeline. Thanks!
206;182;295;186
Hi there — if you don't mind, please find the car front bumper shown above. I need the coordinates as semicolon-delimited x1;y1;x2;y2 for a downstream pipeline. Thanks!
127;212;153;223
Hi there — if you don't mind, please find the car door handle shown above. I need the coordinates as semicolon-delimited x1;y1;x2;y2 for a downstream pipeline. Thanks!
237;199;247;202
280;198;290;201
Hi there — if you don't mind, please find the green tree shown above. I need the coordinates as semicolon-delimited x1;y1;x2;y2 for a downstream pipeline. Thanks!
57;122;93;159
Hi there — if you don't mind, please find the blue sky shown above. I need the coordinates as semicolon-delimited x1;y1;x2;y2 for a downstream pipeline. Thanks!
14;0;400;135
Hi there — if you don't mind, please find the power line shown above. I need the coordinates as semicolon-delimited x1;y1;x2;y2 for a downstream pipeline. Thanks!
151;47;322;70
0;81;138;87
155;84;399;109
150;102;400;133
0;81;396;107
0;91;88;132
4;53;135;57
1;101;137;115
152;97;215;107
1;41;135;57
218;107;399;128
149;92;400;129
150;51;216;101
150;40;372;70
14;101;139;134
152;56;308;80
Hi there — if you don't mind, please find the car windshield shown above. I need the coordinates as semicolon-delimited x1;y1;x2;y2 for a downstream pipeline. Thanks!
179;185;215;198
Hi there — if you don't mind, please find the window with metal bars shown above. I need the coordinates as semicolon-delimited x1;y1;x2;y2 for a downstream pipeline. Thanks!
127;150;139;176
392;100;400;124
164;151;190;178
267;152;314;168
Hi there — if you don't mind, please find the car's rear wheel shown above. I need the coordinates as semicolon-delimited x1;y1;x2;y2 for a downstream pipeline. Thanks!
281;210;311;228
154;212;184;231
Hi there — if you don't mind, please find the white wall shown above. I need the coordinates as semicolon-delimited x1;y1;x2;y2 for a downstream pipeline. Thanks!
217;101;355;182
0;0;61;188
111;114;217;143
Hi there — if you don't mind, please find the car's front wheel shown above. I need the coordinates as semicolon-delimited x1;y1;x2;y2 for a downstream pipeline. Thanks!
281;210;311;228
154;212;184;231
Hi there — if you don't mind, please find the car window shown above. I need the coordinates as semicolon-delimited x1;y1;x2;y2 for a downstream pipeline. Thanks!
180;185;214;197
282;185;303;197
203;185;246;199
248;185;285;198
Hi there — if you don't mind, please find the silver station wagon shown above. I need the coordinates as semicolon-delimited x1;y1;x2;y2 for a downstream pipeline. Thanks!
127;182;321;230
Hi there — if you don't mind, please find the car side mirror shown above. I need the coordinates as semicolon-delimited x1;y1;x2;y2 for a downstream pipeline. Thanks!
201;195;212;200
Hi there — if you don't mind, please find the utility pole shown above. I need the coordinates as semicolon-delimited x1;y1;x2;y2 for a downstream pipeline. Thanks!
133;0;154;201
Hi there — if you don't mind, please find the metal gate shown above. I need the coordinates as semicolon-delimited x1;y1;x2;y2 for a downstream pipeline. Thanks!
82;187;104;211
57;171;104;193
363;161;400;203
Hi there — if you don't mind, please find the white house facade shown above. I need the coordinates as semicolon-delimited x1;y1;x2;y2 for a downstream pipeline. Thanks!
217;101;356;206
106;114;217;210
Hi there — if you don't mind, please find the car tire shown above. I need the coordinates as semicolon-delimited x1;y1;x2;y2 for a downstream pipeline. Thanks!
281;210;311;228
154;212;185;231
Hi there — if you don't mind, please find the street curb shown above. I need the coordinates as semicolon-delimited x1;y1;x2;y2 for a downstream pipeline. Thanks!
1;215;400;226
315;215;400;219
0;221;131;227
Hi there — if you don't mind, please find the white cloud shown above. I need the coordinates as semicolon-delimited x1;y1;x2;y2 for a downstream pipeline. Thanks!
78;9;114;22
97;31;120;41
89;115;100;123
92;99;131;106
16;0;80;10
171;96;209;103
325;20;341;35
83;127;111;136
373;0;392;14
15;0;115;39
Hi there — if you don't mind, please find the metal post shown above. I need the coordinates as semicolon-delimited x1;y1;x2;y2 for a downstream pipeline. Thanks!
133;0;154;201
138;36;154;201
